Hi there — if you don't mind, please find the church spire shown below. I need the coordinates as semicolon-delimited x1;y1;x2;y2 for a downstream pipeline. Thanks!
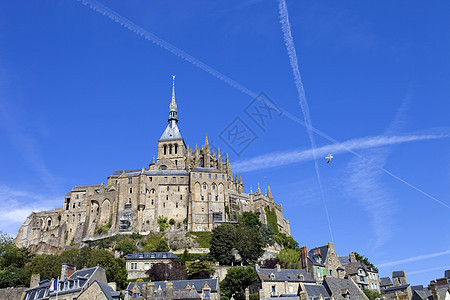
168;75;178;123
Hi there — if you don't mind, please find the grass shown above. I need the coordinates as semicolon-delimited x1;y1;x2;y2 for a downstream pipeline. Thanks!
186;231;211;248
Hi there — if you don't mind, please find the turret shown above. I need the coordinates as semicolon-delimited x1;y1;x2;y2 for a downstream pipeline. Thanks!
217;148;223;171
226;153;232;178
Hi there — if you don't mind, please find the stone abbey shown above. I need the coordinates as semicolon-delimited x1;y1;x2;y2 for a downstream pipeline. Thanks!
15;78;290;254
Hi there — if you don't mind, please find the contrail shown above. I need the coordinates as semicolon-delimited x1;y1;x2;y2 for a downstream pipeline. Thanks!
76;0;449;211
408;265;450;276
277;0;333;242
378;249;450;268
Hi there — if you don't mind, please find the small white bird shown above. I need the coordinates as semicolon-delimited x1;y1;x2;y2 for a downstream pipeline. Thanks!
325;154;334;163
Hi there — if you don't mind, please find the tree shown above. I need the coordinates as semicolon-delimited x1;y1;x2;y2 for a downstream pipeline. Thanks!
158;216;169;232
354;252;379;272
220;267;258;300
259;224;275;246
261;258;282;269
180;249;191;265
146;262;187;281
234;226;264;265
238;212;261;228
274;233;299;250
115;240;138;256
276;249;300;269
0;232;32;288
155;238;169;252
363;289;381;300
210;224;235;265
187;260;214;279
169;218;176;226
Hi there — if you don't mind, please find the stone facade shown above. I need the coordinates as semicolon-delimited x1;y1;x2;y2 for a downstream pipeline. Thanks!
15;79;290;254
126;252;178;280
300;243;345;283
340;252;380;292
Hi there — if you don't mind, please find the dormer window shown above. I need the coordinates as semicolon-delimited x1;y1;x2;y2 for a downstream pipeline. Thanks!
270;273;275;280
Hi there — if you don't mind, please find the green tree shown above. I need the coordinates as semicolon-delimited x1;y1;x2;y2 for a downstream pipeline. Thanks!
115;240;138;256
238;212;261;228
210;224;235;265
158;216;169;232
259;224;275;246
276;249;300;269
156;238;169;252
220;267;258;300
169;218;176;226
363;289;381;300
180;249;191;265
25;254;60;282
264;206;279;234
354;252;379;272
187;260;214;279
274;233;299;250
234;226;264;265
0;232;32;287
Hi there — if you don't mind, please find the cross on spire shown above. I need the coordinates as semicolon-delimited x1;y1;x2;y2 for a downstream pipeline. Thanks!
169;75;178;123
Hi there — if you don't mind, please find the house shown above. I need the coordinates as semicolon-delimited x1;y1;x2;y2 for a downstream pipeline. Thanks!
22;264;108;300
380;271;411;300
339;253;380;292
126;252;179;279
297;283;331;300
411;270;450;300
322;277;368;300
380;277;393;290
125;278;219;300
256;265;316;298
299;243;346;282
77;280;121;300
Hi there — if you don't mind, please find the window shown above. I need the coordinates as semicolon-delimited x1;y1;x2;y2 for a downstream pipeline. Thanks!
175;144;178;154
78;202;80;208
360;276;365;282
144;263;150;270
160;165;167;170
202;208;204;213
215;174;218;179
203;289;211;299
149;177;152;182
180;177;184;183
201;196;204;201
176;203;179;208
163;203;166;208
169;144;172;154
48;219;52;226
215;196;218;201
151;199;154;205
208;174;211;178
203;183;207;190
193;173;196;178
200;173;202;178
164;177;168;182
130;188;133;193
167;186;169;191
222;175;224;179
166;195;168;200
73;203;75;209
172;177;176;182
163;144;167;155
128;178;132;183
180;195;183;200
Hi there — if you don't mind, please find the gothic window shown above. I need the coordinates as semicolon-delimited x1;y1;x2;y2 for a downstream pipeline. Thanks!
208;174;211;178
175;144;178;154
201;196;204;201
149;177;152;182
169;144;172;154
193;173;196;178
163;145;167;155
215;196;218;201
164;177;168;182
180;177;184;183
48;219;52;227
128;178;132;183
177;186;180;192
200;158;204;167
151;189;155;194
222;175;225;179
212;183;216;190
202;208;204;213
215;174;218;179
73;203;75;209
200;173;202;178
78;202;81;208
203;183;207;190
167;186;169;191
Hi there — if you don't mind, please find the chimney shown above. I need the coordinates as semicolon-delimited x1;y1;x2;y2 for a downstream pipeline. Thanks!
276;264;281;272
61;264;76;280
144;282;156;299
445;270;450;279
349;252;357;263
108;282;117;291
166;282;174;300
429;281;440;300
30;274;40;288
300;246;308;270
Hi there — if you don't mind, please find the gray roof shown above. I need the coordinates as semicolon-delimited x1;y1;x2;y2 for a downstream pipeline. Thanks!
256;268;315;283
308;245;329;266
301;284;331;299
126;252;178;260
338;256;350;265
393;270;406;278
23;280;51;299
159;121;183;141
127;278;218;293
446;270;450;279
380;277;393;287
112;169;188;176
70;266;98;280
382;284;410;293
323;277;366;300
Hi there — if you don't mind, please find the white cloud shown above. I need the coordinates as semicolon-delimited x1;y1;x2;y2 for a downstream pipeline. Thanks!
378;250;450;268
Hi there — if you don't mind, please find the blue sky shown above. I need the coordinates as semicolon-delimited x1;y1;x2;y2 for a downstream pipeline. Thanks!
1;0;449;286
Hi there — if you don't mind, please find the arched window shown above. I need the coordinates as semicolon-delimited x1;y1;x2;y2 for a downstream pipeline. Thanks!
163;144;167;155
48;219;52;227
169;144;172;154
175;144;178;154
212;183;216;190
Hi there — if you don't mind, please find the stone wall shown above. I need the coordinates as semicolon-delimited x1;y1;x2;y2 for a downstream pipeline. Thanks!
0;287;27;300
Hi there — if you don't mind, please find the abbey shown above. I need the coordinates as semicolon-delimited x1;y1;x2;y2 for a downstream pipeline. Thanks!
15;78;290;254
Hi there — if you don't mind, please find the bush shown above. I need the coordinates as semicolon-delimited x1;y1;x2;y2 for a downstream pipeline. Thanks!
169;218;176;226
249;293;259;300
158;216;169;232
220;266;258;300
115;240;138;256
155;238;169;252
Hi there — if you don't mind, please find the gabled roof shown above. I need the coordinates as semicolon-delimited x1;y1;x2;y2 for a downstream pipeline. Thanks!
338;256;350;265
127;278;218;293
126;252;178;260
382;284;410;293
380;277;393;287
70;266;98;280
323;277;366;300
78;280;120;300
308;245;329;266
256;268;315;283
301;284;331;299
23;280;51;299
393;271;406;278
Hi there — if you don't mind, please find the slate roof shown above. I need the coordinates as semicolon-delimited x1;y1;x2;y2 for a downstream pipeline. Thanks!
323;277;366;300
308;245;329;266
445;270;450;279
77;280;120;300
111;169;188;176
380;277;393;287
343;261;366;276
126;252;178;260
338;256;350;265
393;271;406;278
160;122;183;141
301;284;331;299
127;278;218;293
70;266;98;279
23;279;51;299
382;284;410;293
173;288;202;299
256;268;315;283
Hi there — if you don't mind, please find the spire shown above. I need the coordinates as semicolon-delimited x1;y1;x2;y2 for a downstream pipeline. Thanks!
267;184;273;199
169;75;178;123
226;153;232;178
204;135;209;147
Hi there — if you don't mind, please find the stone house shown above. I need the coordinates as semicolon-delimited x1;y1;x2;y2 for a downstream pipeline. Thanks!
22;264;109;300
380;270;411;300
380;277;394;291
320;277;368;300
16;78;291;255
339;253;380;292
77;280;121;300
300;243;345;282
256;265;316;298
125;279;219;300
126;252;178;279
